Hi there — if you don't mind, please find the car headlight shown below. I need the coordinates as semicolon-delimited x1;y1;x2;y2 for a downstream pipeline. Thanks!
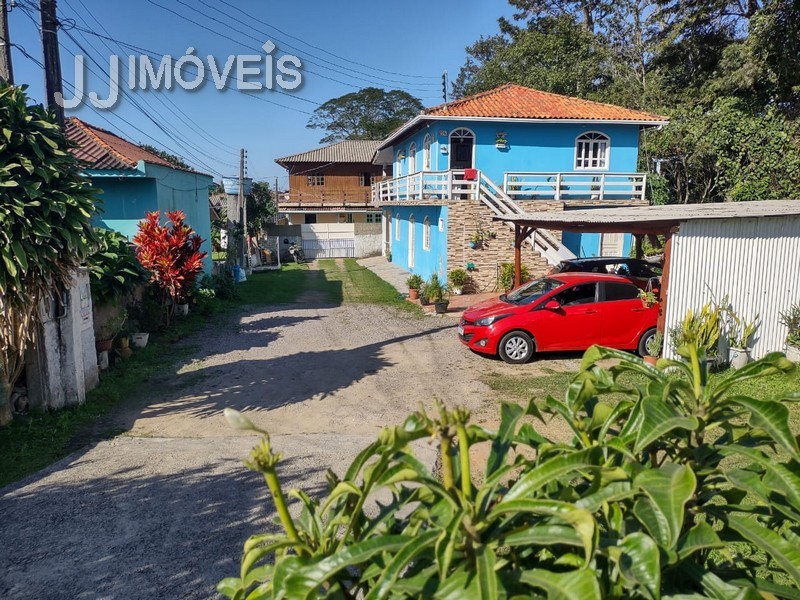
475;313;511;327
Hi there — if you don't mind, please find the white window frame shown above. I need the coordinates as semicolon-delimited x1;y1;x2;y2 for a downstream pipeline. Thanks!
396;150;404;176
395;213;401;240
307;173;325;186
423;217;431;251
574;132;610;170
423;134;432;170
408;142;417;174
408;214;415;268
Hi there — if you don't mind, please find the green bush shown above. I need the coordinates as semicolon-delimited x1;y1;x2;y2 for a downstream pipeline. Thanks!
221;344;800;598
422;274;445;303
781;303;800;348
200;273;240;301
86;227;146;306
498;262;530;291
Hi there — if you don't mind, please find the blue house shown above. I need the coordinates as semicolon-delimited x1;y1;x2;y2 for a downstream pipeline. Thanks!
373;84;668;289
66;118;214;272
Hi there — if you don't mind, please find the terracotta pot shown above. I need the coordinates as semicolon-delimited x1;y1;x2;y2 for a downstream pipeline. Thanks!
117;347;133;360
408;288;419;300
644;355;658;365
96;339;113;353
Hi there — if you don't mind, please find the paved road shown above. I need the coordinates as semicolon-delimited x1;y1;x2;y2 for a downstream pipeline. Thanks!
0;299;518;599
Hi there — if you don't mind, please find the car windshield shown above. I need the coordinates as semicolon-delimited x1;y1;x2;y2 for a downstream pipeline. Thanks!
505;277;563;305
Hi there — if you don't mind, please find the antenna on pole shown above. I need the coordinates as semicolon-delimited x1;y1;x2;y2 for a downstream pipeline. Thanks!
0;0;14;84
442;70;448;104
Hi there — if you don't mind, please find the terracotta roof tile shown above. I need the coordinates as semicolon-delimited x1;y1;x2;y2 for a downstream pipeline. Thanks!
65;117;206;174
425;84;668;122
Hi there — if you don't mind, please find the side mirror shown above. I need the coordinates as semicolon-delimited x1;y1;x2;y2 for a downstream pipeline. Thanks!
543;299;561;310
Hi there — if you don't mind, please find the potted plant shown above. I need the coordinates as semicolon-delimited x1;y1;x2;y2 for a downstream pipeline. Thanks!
425;274;449;314
638;288;657;308
727;310;759;369
644;330;663;365
780;303;800;362
406;274;423;301
129;292;163;348
95;309;127;353
116;324;134;360
468;232;483;249
448;269;469;295
495;131;508;149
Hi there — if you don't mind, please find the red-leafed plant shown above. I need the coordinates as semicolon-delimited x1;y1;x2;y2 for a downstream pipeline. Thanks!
133;211;207;325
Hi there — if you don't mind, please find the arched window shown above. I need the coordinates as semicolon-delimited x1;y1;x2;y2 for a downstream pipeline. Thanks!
423;134;432;170
423;216;431;251
395;213;401;240
396;150;404;176
575;132;610;170
408;142;417;174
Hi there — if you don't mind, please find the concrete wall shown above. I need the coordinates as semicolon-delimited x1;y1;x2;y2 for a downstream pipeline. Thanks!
26;268;98;411
354;223;383;258
391;120;642;184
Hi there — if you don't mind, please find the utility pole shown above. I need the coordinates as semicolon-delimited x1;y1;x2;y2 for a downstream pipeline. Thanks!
40;0;64;125
0;0;13;84
274;176;279;224
239;148;247;269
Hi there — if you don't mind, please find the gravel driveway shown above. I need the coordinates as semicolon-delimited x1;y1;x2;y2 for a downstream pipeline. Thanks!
0;298;527;599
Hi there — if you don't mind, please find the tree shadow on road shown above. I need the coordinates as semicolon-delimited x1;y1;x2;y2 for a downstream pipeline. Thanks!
0;453;324;600
130;323;454;424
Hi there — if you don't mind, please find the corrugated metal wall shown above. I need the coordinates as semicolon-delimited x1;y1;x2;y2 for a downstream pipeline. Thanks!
665;216;800;359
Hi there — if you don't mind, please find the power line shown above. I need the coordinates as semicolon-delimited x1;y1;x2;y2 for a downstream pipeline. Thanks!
145;0;439;95
191;0;439;90
64;0;241;154
216;0;438;81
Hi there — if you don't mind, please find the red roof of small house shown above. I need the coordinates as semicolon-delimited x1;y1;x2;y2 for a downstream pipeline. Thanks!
424;84;668;122
65;117;209;175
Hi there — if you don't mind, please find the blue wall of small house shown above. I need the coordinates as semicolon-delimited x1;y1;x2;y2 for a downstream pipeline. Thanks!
89;163;214;273
390;206;448;282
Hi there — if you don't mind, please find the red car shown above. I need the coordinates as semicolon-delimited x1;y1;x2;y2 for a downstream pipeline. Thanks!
459;273;659;364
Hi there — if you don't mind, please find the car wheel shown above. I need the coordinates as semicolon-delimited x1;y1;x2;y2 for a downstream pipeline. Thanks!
638;327;657;357
498;331;534;364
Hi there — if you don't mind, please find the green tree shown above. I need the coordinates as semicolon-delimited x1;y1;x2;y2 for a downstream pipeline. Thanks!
307;88;424;144
453;16;611;100
139;144;191;170
246;181;275;238
0;84;99;425
643;97;800;203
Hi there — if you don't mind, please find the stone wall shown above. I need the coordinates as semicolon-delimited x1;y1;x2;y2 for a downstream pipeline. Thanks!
446;201;561;293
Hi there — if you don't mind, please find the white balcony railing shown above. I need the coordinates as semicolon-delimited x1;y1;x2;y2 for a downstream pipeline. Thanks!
371;170;480;204
373;171;648;204
503;172;647;202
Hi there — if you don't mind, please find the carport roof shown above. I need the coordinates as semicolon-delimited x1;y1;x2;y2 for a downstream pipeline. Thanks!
496;200;800;234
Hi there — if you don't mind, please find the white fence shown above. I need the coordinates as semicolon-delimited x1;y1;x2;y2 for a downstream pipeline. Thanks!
504;172;647;202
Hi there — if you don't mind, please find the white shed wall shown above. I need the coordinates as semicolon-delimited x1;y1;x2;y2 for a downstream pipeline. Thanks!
665;216;800;359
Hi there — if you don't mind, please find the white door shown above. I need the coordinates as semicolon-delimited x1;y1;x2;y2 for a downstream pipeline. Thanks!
600;233;624;256
408;217;415;268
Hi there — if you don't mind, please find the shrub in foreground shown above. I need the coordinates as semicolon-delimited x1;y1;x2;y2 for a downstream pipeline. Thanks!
221;344;800;599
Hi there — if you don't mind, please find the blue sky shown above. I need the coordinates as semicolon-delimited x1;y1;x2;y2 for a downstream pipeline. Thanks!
8;0;512;185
